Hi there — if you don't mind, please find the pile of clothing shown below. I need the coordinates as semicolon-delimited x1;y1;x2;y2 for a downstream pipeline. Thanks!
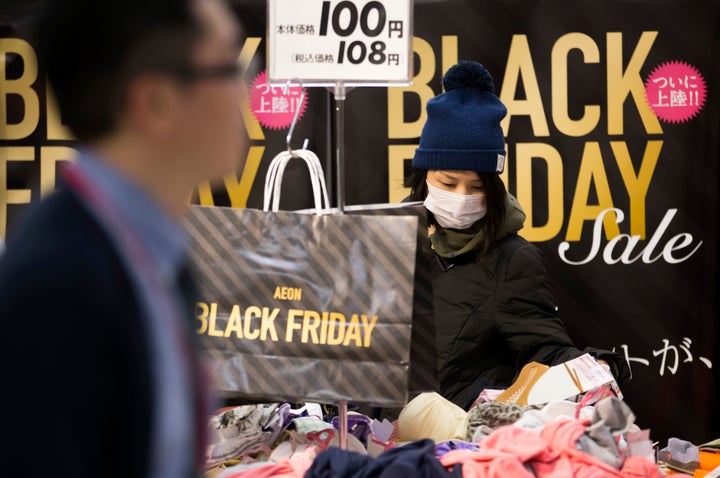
204;392;676;478
656;437;720;477
205;403;381;476
396;393;663;478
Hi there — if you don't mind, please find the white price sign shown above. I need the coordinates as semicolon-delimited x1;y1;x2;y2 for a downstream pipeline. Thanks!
267;0;413;86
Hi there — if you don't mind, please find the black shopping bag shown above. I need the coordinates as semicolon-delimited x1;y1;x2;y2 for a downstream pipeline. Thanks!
300;202;439;395
185;149;420;406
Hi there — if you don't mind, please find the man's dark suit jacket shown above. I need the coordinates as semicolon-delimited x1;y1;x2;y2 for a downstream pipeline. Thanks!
0;188;156;477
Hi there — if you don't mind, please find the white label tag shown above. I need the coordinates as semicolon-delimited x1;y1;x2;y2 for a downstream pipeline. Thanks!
526;354;615;405
496;154;506;173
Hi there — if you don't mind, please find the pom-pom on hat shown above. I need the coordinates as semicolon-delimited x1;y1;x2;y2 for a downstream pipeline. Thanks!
413;61;508;174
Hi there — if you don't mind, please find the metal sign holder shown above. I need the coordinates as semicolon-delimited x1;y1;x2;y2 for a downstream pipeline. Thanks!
267;0;415;451
332;82;349;215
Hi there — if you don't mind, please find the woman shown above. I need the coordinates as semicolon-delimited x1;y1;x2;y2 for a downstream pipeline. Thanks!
407;61;631;410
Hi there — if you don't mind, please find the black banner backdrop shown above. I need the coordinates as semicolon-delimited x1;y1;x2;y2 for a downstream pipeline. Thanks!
1;0;718;443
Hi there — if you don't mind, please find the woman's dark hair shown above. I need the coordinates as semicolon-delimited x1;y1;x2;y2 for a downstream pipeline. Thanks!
405;168;508;257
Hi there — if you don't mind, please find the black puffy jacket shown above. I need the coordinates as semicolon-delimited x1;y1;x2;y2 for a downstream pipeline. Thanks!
431;233;631;410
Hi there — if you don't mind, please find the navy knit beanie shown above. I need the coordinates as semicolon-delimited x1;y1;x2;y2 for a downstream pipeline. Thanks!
413;61;508;173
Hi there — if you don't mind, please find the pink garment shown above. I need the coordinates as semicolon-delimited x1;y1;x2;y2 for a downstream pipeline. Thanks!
478;424;554;462
223;454;314;478
469;389;505;409
441;426;567;478
541;419;665;478
441;423;665;478
440;448;534;478
620;456;665;478
541;419;624;477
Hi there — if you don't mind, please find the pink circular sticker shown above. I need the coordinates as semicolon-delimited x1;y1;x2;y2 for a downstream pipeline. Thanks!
249;71;308;130
645;61;707;124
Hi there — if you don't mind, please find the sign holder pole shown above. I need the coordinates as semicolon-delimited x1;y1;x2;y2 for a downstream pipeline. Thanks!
334;80;349;448
267;0;415;452
338;399;349;449
333;81;347;214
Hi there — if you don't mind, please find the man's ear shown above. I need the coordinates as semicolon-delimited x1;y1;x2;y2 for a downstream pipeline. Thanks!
124;74;180;139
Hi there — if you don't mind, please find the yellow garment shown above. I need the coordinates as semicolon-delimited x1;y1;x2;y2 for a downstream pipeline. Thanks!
398;392;468;442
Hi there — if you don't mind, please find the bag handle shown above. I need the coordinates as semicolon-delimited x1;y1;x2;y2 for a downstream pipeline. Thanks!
263;148;331;215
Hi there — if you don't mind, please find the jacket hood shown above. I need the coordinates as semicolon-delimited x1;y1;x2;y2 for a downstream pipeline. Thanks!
499;193;526;238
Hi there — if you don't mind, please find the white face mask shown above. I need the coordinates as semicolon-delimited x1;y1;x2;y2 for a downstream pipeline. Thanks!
424;181;487;230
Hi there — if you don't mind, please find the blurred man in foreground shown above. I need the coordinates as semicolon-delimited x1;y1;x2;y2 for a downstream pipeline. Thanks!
0;0;245;476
